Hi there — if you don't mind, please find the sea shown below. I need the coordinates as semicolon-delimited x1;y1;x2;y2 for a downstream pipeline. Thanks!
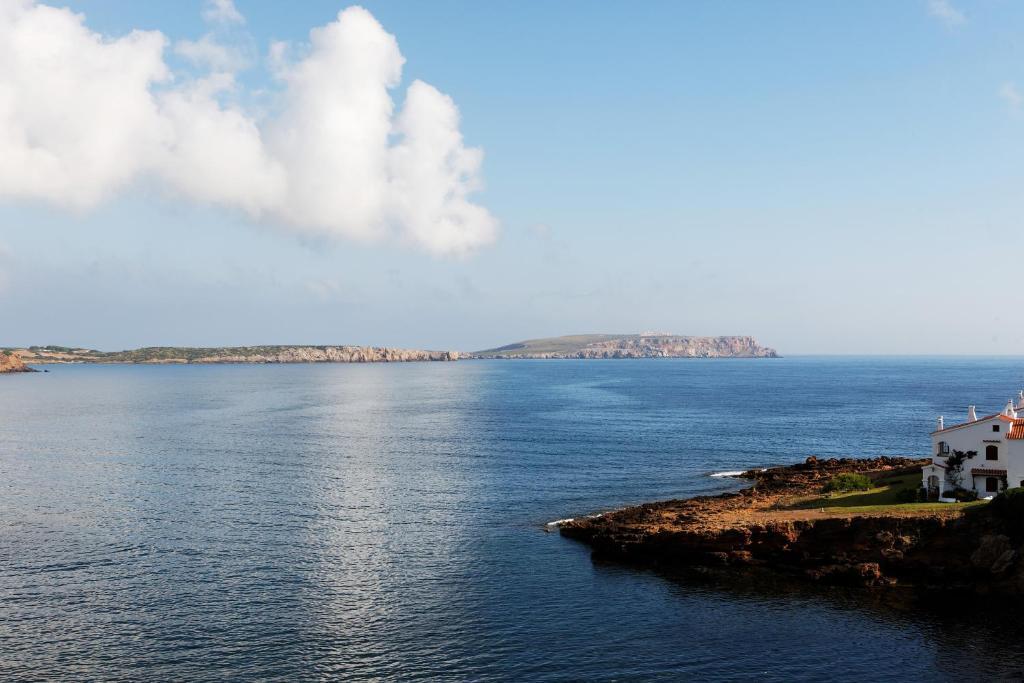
2;356;1024;681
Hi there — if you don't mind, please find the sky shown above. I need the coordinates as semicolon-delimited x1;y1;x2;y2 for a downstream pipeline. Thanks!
2;0;1024;354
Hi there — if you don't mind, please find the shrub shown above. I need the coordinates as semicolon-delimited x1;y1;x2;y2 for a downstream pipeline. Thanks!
940;488;978;502
895;488;920;503
823;473;873;493
955;489;978;502
991;487;1024;519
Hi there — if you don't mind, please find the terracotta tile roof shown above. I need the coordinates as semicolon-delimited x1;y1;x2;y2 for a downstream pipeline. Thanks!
1009;418;1024;440
971;468;1007;477
931;413;1016;435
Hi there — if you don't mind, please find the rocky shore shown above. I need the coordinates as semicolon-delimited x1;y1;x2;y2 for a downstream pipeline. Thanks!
0;351;34;373
560;457;1024;592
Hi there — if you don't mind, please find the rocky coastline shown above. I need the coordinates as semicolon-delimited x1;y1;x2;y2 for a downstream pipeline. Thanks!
0;351;35;373
560;457;1024;593
474;334;777;359
9;345;459;365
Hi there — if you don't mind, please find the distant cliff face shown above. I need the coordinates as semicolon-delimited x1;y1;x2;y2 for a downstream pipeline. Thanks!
0;351;33;373
474;334;777;359
13;346;459;364
579;335;777;359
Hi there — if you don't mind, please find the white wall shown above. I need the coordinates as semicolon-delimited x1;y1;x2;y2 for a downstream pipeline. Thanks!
931;415;1010;493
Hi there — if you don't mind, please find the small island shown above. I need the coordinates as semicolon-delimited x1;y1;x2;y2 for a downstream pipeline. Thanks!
560;456;1024;592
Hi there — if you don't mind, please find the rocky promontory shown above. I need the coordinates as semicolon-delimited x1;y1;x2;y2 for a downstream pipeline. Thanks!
474;334;778;359
0;351;34;373
560;457;1024;592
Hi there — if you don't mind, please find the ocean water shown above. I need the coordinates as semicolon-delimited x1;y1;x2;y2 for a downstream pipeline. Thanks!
3;357;1024;681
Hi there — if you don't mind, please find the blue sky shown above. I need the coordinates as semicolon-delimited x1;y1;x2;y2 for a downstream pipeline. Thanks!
2;0;1024;353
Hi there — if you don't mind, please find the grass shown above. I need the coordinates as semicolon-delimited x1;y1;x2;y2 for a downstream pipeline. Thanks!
474;334;629;356
832;500;989;514
787;470;990;514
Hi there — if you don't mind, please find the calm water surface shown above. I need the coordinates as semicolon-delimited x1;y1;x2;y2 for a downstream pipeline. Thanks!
2;357;1024;680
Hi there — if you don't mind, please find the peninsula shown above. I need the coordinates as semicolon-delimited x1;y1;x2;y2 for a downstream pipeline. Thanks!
560;457;1024;593
473;334;778;359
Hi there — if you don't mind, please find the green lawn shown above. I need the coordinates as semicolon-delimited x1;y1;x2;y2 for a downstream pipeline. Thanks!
832;500;989;514
787;471;990;513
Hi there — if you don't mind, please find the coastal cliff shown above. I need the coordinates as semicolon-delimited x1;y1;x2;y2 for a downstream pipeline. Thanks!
560;457;1024;592
0;351;34;373
11;345;459;365
474;334;777;359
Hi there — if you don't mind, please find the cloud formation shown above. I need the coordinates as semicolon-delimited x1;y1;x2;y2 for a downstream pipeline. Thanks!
927;0;965;27
202;0;244;26
0;2;497;255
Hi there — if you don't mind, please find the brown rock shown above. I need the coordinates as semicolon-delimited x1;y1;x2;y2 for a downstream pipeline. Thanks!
0;352;34;373
971;535;1012;570
991;549;1017;575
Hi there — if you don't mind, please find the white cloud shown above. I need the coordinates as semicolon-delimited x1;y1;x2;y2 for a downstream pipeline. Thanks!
0;3;497;256
1000;82;1023;112
202;0;244;25
927;0;965;27
0;1;169;209
174;34;247;72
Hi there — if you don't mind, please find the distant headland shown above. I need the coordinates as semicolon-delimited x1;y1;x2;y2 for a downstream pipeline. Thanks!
5;345;459;365
472;334;778;359
2;334;777;367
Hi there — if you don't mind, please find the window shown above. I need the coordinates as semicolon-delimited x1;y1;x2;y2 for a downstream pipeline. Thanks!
987;477;999;492
938;441;949;455
993;425;1001;432
987;445;999;460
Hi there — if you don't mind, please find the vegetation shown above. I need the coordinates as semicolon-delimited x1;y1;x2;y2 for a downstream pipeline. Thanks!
990;487;1024;534
474;334;631;356
944;449;978;490
790;471;990;514
941;488;978;502
823;473;873;493
14;345;376;363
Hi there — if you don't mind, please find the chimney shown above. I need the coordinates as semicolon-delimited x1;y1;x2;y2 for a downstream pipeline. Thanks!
937;416;944;431
1004;400;1017;418
968;405;977;422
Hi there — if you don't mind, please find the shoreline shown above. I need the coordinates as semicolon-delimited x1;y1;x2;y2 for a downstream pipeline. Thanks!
559;456;1024;592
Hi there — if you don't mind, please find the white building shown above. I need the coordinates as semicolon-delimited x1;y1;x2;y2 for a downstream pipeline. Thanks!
924;393;1024;498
